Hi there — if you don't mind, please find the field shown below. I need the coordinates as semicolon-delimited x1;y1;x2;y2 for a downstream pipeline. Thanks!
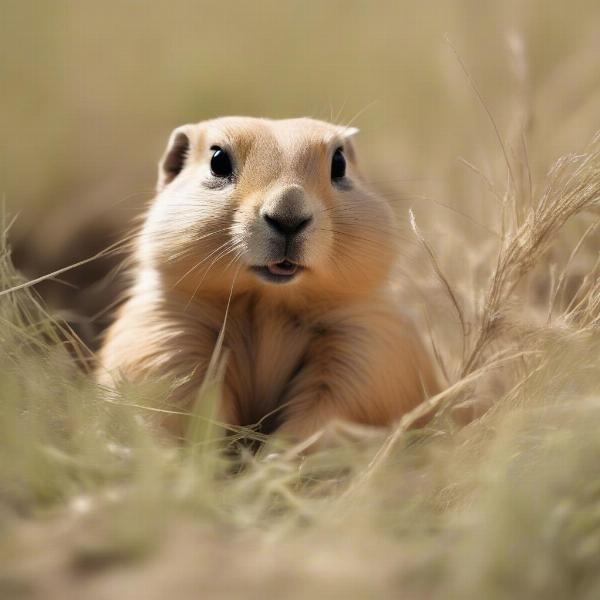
1;1;600;598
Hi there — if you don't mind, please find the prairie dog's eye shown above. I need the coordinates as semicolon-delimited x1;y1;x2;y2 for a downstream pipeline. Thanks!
210;146;233;178
331;147;346;180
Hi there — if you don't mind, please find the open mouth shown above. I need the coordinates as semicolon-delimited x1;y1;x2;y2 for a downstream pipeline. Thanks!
251;260;304;284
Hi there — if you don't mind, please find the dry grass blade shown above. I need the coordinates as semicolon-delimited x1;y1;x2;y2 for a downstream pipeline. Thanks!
0;237;134;298
461;137;600;376
342;349;537;501
409;208;468;364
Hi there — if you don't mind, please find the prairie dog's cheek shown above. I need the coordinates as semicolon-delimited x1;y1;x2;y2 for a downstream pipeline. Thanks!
138;194;179;266
140;184;234;269
301;216;333;267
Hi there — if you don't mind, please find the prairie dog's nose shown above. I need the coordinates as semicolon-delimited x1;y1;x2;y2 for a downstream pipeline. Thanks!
261;185;313;236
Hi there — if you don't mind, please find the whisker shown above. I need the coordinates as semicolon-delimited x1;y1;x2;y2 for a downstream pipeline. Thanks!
186;243;242;306
172;238;238;289
169;226;237;261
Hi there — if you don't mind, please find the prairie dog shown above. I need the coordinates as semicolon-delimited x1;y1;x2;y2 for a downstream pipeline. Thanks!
98;117;438;441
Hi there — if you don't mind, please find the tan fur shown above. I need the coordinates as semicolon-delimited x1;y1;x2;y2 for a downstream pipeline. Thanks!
97;117;438;442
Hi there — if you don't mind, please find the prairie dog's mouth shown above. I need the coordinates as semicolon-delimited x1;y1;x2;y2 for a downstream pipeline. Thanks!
267;260;298;276
251;260;304;284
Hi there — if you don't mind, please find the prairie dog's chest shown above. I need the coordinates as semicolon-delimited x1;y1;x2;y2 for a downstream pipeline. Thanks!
224;300;314;425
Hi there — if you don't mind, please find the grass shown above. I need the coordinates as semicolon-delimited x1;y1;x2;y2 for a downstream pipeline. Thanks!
1;103;600;600
2;3;600;598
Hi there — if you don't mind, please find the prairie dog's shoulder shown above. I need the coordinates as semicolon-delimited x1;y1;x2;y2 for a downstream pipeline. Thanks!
97;278;224;386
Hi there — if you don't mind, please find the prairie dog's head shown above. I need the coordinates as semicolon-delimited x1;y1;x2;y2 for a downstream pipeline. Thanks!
139;117;397;299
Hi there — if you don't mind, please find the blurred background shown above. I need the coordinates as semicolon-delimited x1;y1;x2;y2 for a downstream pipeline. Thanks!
2;0;600;347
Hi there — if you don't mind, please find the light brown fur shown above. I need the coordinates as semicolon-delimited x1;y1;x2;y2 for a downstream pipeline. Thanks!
97;117;438;442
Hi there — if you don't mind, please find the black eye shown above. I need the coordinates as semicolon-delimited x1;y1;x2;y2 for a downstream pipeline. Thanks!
210;146;233;178
331;147;346;180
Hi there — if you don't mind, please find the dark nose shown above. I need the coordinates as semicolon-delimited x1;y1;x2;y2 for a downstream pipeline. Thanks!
261;184;313;237
263;212;312;236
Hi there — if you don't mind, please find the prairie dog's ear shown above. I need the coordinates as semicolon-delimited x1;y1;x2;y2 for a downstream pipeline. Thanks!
341;126;359;138
339;126;360;163
157;125;195;191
